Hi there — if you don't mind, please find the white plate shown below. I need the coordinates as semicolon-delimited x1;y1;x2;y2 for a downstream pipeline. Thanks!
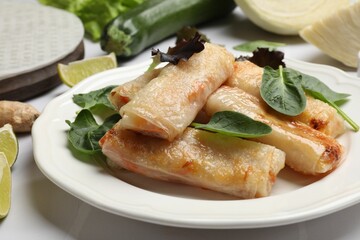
32;59;360;229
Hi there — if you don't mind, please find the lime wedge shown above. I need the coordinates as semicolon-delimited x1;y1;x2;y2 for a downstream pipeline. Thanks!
0;152;11;219
58;52;117;87
0;124;18;167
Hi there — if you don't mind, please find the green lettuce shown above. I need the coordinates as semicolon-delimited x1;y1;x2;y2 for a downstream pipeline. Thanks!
38;0;144;41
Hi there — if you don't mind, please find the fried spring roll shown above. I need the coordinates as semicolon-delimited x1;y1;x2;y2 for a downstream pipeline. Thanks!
204;86;344;175
100;124;285;198
225;61;346;137
119;43;234;141
109;68;162;111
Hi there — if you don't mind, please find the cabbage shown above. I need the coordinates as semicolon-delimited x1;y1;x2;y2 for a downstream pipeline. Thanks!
234;0;350;35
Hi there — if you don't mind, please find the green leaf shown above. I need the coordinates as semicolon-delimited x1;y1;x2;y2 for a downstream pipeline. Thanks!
191;111;272;138
287;68;350;104
234;40;286;52
66;109;121;155
73;85;117;110
38;0;144;41
261;67;358;131
260;66;307;116
299;81;359;132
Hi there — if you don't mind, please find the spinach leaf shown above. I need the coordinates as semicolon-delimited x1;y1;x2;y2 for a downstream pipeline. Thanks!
234;40;285;52
285;68;358;131
66;109;121;155
286;68;350;104
260;66;307;116
73;85;117;110
300;85;359;132
260;66;358;131
191;111;272;138
241;46;357;131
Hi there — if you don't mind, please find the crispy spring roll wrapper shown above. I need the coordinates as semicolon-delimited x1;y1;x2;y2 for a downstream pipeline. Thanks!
100;124;285;199
119;43;234;141
225;61;346;138
204;86;344;175
109;68;162;111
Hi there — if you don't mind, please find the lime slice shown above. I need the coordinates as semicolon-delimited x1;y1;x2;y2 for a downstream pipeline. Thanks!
0;152;11;219
0;124;18;167
58;52;117;87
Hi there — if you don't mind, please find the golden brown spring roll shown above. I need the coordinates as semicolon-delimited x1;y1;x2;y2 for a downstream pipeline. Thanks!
100;124;285;198
119;43;234;141
204;86;344;175
109;68;162;111
225;60;346;137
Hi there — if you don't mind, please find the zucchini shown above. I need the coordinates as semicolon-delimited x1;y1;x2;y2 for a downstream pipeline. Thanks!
100;0;236;57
